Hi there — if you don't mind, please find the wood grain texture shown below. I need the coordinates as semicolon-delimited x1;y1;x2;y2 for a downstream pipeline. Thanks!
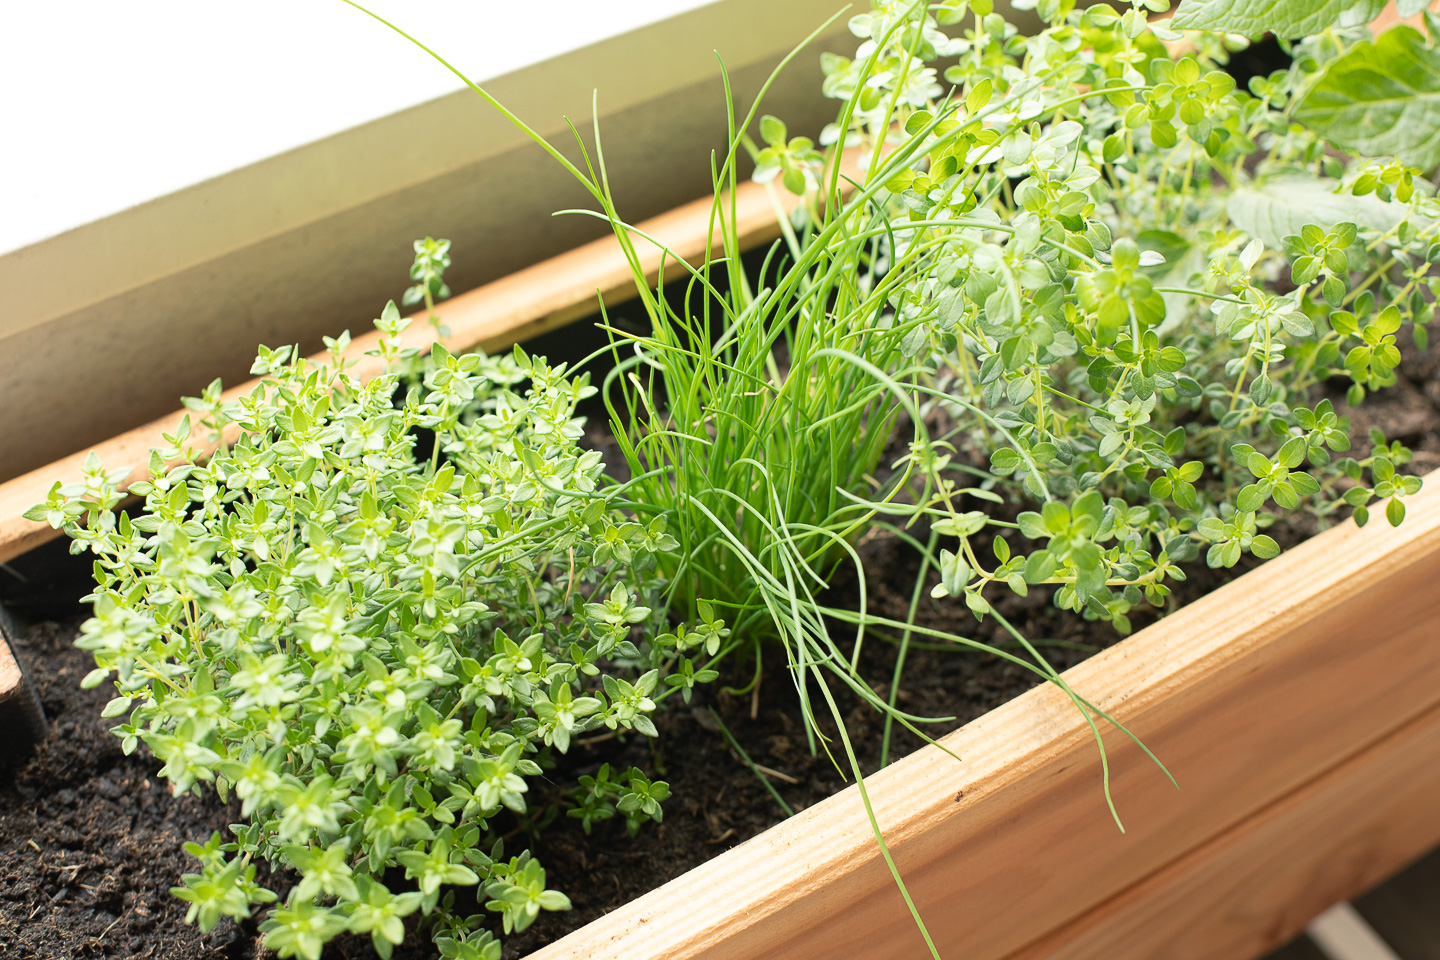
0;603;47;761
1003;696;1440;960
0;176;803;564
528;473;1440;960
0;626;20;695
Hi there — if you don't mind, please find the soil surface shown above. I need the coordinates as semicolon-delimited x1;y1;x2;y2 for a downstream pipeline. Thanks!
504;328;1440;955
2;324;1437;960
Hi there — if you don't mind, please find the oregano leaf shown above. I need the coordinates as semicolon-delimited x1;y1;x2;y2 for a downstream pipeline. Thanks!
1170;0;1349;38
1226;174;1408;249
1295;27;1440;170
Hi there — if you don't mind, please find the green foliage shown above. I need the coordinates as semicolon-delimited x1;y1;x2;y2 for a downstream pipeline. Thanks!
328;3;1435;953
34;2;1440;956
752;114;824;194
1171;0;1367;38
565;763;672;835
483;853;571;935
1296;26;1440;170
28;287;719;956
783;0;1431;650
405;236;453;308
405;236;454;335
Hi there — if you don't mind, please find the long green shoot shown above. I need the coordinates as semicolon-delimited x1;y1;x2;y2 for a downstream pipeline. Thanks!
339;5;1175;955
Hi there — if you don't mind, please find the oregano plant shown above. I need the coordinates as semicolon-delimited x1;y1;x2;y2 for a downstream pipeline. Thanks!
755;0;1434;647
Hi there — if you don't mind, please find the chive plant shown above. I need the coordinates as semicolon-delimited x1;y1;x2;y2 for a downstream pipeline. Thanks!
30;0;1440;955
339;5;1178;951
344;0;1436;952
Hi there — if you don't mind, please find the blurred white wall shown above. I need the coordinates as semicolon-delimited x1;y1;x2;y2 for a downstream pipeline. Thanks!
0;0;854;482
0;1;718;254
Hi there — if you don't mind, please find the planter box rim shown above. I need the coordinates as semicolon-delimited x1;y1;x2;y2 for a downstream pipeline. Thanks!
4;131;1438;960
529;470;1440;960
0;174;810;565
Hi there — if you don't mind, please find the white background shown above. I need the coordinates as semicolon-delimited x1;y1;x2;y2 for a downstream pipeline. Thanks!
0;0;714;254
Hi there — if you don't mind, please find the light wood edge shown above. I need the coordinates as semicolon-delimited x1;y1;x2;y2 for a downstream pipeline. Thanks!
0;628;20;699
1371;0;1440;32
0;172;836;564
1001;695;1440;960
526;471;1440;960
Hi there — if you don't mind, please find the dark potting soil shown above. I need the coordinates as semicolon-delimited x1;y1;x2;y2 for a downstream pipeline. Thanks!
2;329;1437;960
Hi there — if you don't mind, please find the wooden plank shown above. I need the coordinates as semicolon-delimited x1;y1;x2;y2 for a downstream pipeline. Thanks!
1001;697;1440;960
0;177;802;565
528;472;1440;960
0;604;46;763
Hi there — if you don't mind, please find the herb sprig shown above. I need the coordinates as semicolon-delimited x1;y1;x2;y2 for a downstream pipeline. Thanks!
28;250;721;959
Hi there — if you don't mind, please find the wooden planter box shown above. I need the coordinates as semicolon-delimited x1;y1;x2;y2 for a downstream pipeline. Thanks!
527;471;1440;960
2;169;1438;960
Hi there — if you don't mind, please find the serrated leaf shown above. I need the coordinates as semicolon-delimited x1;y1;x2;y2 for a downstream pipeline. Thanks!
1171;0;1348;37
1226;173;1409;248
1295;27;1440;170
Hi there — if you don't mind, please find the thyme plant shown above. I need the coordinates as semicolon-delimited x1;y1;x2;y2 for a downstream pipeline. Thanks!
29;270;717;959
30;0;1440;956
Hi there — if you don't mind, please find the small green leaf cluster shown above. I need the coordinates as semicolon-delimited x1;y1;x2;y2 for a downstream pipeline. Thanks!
565;762;672;835
775;0;1433;635
404;236;453;334
27;293;720;956
752;114;824;195
404;237;452;308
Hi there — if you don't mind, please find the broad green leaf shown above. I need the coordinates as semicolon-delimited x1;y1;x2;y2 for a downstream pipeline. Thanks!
759;115;787;147
1138;229;1207;327
967;78;993;113
1226;173;1408;248
1170;0;1349;38
1251;534;1281;559
1295;27;1440;170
